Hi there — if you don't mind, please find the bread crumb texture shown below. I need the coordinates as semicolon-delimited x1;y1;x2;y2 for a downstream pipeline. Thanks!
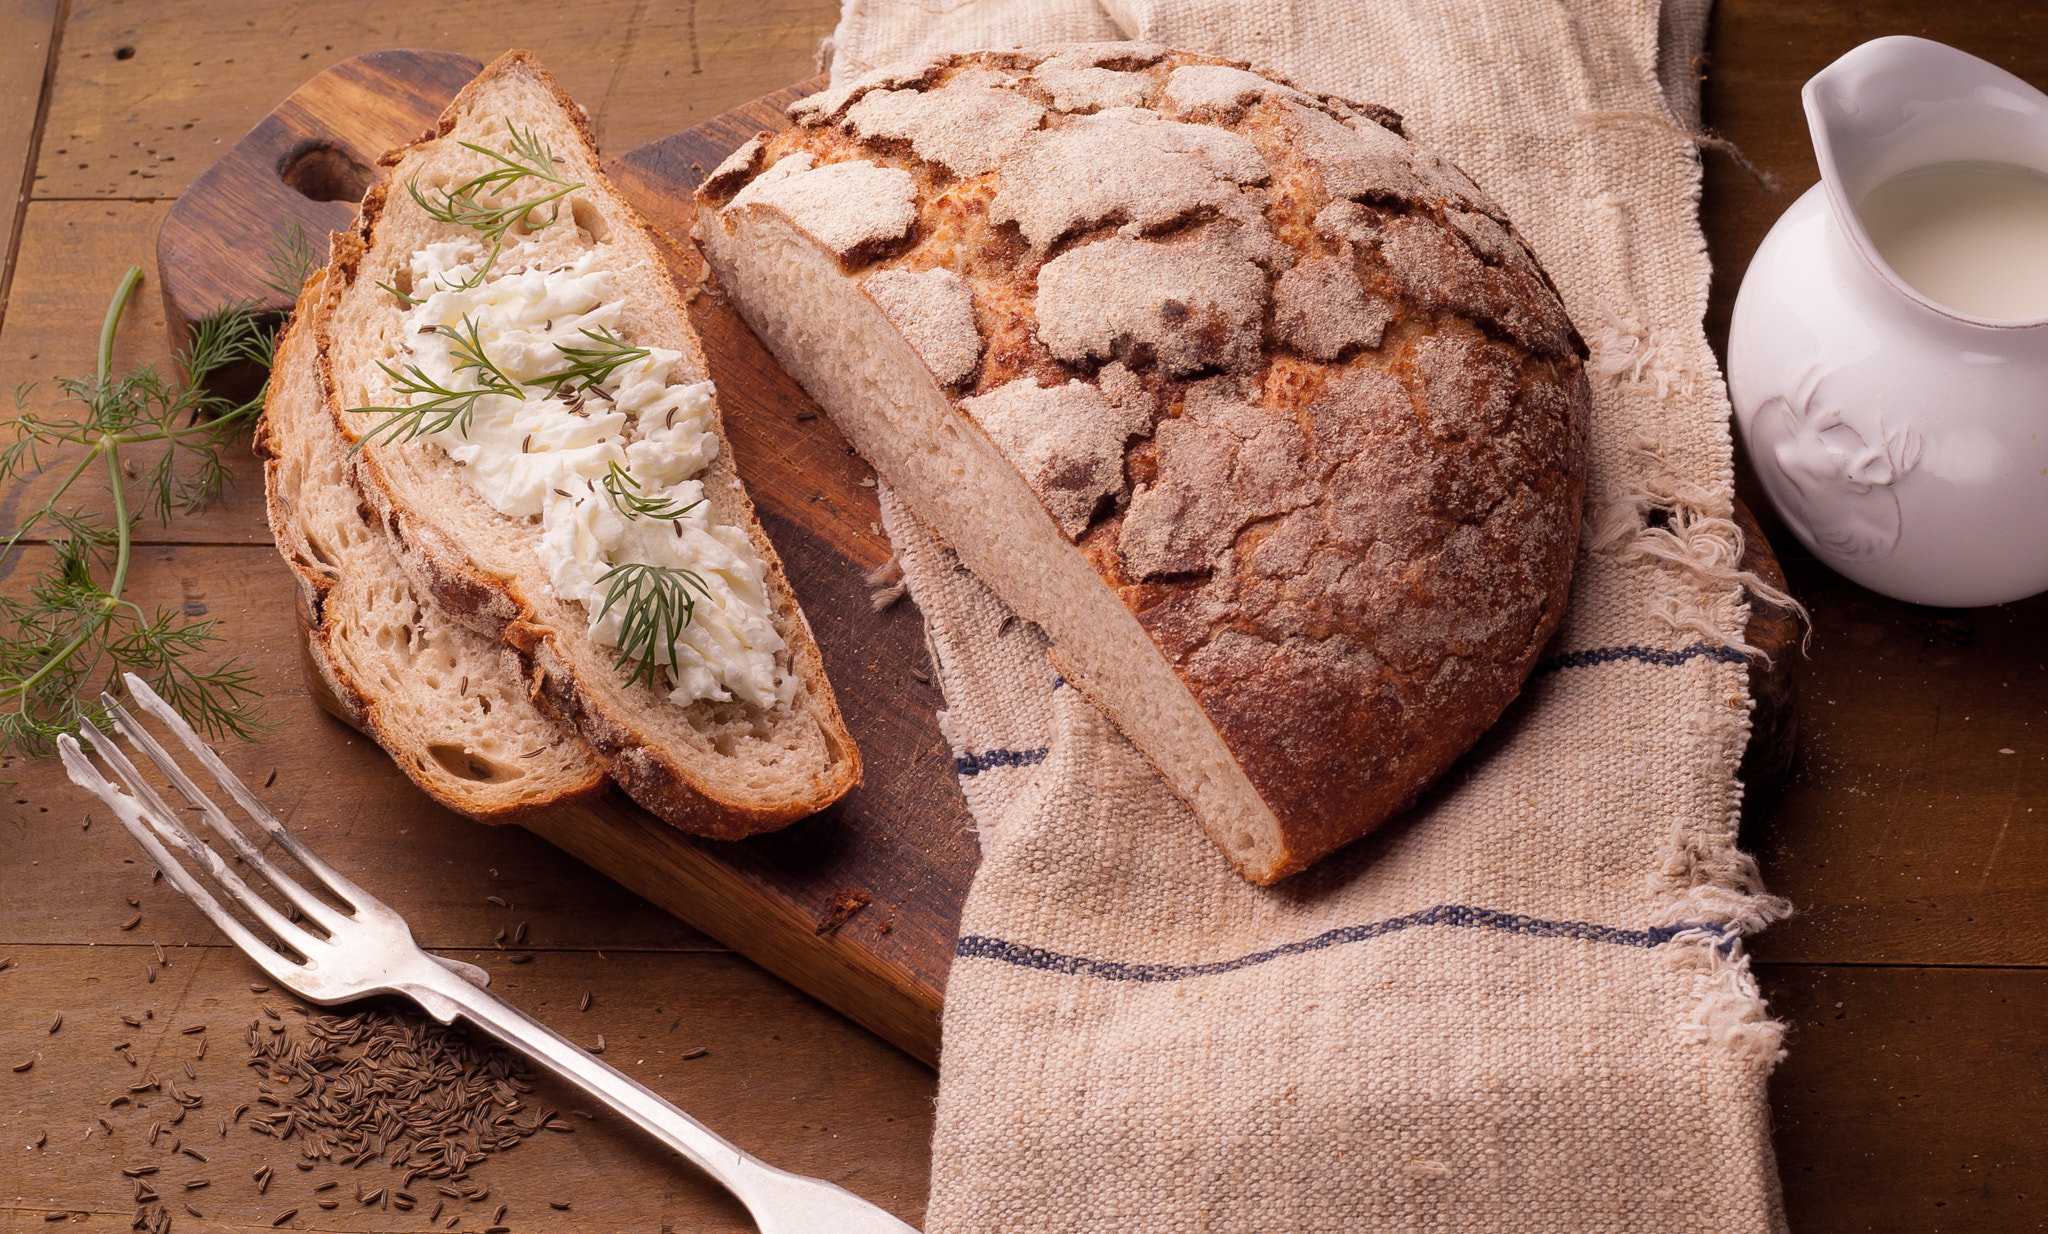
709;45;1589;856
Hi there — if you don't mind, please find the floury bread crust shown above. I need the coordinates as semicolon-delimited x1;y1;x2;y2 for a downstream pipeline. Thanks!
257;270;607;820
696;46;1590;882
318;51;860;839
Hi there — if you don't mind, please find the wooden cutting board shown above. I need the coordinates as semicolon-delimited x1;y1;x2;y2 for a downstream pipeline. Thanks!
155;50;1799;1069
158;51;970;1066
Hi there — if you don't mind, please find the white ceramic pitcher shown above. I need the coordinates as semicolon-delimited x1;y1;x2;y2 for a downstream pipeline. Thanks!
1729;36;2048;607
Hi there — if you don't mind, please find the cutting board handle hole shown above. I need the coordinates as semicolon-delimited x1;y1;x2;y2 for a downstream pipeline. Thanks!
279;140;373;204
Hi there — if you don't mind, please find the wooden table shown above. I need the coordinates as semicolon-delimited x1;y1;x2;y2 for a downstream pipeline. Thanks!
0;3;2041;1230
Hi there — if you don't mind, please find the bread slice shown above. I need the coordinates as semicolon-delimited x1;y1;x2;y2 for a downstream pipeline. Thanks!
697;48;1589;882
318;51;860;839
259;268;608;819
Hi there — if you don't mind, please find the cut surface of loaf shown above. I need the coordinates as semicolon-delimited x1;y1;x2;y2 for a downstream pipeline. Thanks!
697;46;1590;882
319;51;860;839
258;270;607;819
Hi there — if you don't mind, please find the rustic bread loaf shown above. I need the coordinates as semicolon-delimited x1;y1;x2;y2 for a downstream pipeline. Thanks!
258;268;607;819
696;45;1590;882
319;51;860;839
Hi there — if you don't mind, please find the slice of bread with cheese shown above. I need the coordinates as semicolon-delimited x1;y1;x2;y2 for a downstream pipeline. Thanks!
259;267;608;819
318;51;860;839
697;47;1590;881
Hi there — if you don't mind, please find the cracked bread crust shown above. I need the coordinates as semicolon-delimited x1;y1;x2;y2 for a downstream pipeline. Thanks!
702;46;1589;879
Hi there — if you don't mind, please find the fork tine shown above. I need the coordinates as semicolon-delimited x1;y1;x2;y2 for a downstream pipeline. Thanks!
101;693;353;935
60;734;308;988
75;718;328;961
119;674;387;921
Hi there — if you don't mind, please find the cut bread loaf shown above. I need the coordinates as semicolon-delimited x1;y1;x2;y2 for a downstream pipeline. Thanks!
258;269;608;819
318;51;860;839
697;46;1591;882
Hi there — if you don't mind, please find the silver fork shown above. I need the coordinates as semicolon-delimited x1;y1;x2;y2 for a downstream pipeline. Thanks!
60;673;920;1234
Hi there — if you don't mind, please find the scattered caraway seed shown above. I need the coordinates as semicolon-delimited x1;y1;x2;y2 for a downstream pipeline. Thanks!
48;1013;61;1032
492;1203;506;1224
120;913;143;931
492;928;506;947
681;1046;708;1059
550;1200;571;1210
507;953;533;964
148;1122;160;1144
579;991;591;1012
184;1205;203;1219
194;1037;205;1060
572;1109;593;1119
314;1183;335;1193
16;1055;41;1071
182;1061;194;1079
248;985;267;994
153;941;167;965
127;897;139;907
264;768;276;787
271;1209;297;1226
122;1015;141;1027
182;1148;207;1162
122;1167;159;1177
293;1160;313;1171
183;1179;210;1190
447;1219;460;1230
110;1096;132;1109
98;1117;114;1134
363;1189;383;1205
0;956;11;971
318;1200;338;1210
217;1117;226;1137
513;921;528;944
587;1036;603;1054
485;1226;511;1234
33;1130;47;1147
180;1024;204;1035
430;1200;445;1220
486;895;507;908
168;1106;184;1125
146;965;156;983
43;1212;65;1222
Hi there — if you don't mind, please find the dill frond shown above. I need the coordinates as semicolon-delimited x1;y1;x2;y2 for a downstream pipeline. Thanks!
0;266;274;755
532;326;651;393
594;562;710;690
600;462;703;523
405;119;584;288
258;221;321;301
347;315;525;450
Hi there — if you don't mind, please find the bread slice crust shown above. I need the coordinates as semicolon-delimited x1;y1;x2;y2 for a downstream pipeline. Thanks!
318;51;860;840
698;47;1589;881
258;268;608;820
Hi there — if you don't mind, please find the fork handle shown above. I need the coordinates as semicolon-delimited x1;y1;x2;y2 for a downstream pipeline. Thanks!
398;962;920;1233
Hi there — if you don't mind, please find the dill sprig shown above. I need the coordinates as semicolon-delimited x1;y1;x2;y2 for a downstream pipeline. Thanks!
348;315;524;450
405;120;584;289
594;563;710;690
0;267;271;755
258;222;321;301
532;326;650;393
600;462;703;523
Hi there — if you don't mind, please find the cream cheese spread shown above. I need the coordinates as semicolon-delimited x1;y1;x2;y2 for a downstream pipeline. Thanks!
392;238;791;710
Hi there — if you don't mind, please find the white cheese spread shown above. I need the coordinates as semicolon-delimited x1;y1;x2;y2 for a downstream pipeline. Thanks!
390;238;792;711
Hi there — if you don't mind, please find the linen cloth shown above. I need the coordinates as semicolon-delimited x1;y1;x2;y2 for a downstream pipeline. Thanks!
833;2;1792;1228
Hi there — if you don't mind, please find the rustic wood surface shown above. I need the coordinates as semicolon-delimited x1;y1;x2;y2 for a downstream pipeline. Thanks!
0;3;2040;1232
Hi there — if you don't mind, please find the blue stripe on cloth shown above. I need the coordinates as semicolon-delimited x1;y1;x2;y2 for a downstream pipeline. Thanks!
956;904;1739;983
1535;642;1747;675
955;746;1049;778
